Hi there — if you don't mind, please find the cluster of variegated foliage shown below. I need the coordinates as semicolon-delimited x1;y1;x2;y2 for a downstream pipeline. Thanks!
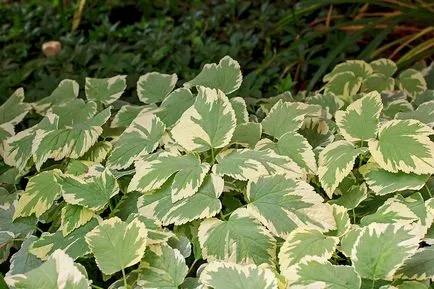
0;56;433;289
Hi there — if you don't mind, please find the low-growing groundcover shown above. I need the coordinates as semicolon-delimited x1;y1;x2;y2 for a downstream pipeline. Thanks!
0;56;434;289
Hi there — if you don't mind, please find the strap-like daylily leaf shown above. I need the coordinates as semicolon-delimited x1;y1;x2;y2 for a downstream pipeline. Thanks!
32;107;111;170
286;259;361;289
352;223;420;280
170;86;236;152
3;114;58;172
261;100;321;139
155;88;195;127
360;163;429;196
231;122;262;148
335;91;383;142
137;72;177;104
198;208;276;265
184;56;242;94
85;75;127;105
318;140;367;198
213;149;303;181
81;141;112;163
199;262;277;289
107;111;165;169
13;170;62;219
60;204;94;236
369;58;397;77
136;244;188;288
6;236;42;277
0;88;30;125
396;100;434;127
246;175;335;238
5;249;90;289
395;246;434;281
129;153;210;202
257;132;317;174
85;217;147;275
30;219;98;260
368;119;434;174
398;69;427;96
137;174;223;226
278;228;339;274
61;169;119;211
33;79;79;114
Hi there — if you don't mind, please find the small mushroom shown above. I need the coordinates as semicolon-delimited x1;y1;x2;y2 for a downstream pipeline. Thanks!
42;41;62;57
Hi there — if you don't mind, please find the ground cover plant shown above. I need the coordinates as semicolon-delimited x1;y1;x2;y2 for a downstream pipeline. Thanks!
0;56;433;288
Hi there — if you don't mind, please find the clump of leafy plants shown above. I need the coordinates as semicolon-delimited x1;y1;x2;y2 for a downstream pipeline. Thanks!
0;56;433;289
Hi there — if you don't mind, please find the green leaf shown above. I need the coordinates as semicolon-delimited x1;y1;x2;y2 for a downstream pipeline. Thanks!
137;72;177;104
136;244;188;288
335;91;383;142
5;249;90;289
50;99;97;128
368;120;434;174
170;86;236;152
129;153;210;202
6;236;42;277
137;174;223;226
0;88;30;125
0;123;13;158
107;111;165;169
398;69;427;97
330;182;368;210
199;262;277;289
13;170;62;219
214;149;303;181
61;169;119;211
30;219;98;260
307;92;344;119
246;175;335;238
286;260;361;289
85;217;147;275
111;105;147;128
81;141;112;163
32;107;111;170
383;99;413;119
0;195;36;238
231;123;262;148
352;223;420;280
156;88;195;127
395;246;434;281
318;140;367;198
362;74;395;92
198;208;276;265
412;90;434;108
261;100;320;139
32;79;79;114
184;56;242;94
360;163;429;196
278;228;338;274
369;59;397;77
0;231;15;264
85;75;127;105
60;204;94;236
396;100;434;127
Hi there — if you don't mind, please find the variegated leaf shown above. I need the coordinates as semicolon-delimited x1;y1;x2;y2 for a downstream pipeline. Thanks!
398;69;427;97
61;169;119;211
60;204;94;236
299;118;334;149
246;175;335;238
360;162;429;196
49;99;97;128
170;86;236;152
395;246;434;281
261;100;321;139
330;182;368;210
136;243;188;288
323;60;373;82
137;72;177;104
362;73;395;92
199;262;277;289
0;123;13;157
330;204;351;237
198;208;276;265
368;120;434;174
230;97;249;124
85;75;127;105
0;88;30;125
307;92;344;119
5;249;90;289
6;236;42;277
184;56;242;94
335;91;383;142
32;79;79;114
32;107;111;170
231;122;262;148
286;259;361;289
137;174;223;226
30;219;98;260
14;170;62;219
396;100;434;127
213;149;303;181
352;223;421;280
340;225;362;257
111;105;149;128
156;87;195;127
318;140;367;197
107;111;165;169
81;141;112;163
0;194;36;238
129;153;210;202
85;217;147;275
369;58;397;77
324;72;363;100
126;214;174;245
278;228;339;275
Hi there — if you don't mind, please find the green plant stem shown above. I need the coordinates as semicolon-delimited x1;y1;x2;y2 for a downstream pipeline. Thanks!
370;279;375;289
352;209;356;224
187;259;198;276
108;200;115;212
424;184;432;198
121;267;128;289
91;285;104;289
210;148;215;164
